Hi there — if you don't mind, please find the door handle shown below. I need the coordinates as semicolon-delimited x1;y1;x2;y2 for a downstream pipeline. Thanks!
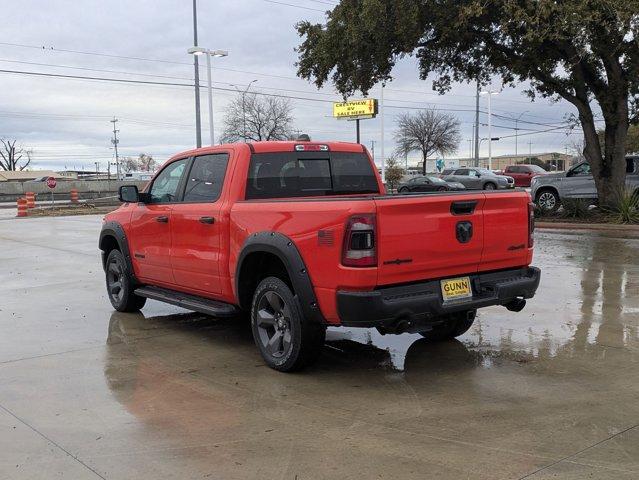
450;200;478;215
199;216;215;224
156;216;169;223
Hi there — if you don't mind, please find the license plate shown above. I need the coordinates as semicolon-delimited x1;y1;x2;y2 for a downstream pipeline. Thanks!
441;276;472;301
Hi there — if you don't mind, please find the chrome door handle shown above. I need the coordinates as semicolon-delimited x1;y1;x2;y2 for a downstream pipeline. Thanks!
199;216;215;224
156;216;169;223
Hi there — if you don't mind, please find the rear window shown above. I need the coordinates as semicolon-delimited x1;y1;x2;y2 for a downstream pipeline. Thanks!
245;151;379;200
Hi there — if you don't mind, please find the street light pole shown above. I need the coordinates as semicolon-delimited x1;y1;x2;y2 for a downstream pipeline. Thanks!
480;89;499;170
188;47;228;146
204;52;214;145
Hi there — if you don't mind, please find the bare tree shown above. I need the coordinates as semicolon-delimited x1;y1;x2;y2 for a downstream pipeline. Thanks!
394;110;460;175
0;139;31;171
122;153;158;172
221;93;295;143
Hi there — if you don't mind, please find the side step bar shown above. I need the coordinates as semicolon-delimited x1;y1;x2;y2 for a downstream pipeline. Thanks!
134;286;239;317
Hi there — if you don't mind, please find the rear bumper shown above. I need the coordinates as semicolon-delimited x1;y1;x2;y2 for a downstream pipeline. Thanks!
336;266;540;328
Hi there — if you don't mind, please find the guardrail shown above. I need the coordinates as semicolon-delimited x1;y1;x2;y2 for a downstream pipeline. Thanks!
0;180;147;202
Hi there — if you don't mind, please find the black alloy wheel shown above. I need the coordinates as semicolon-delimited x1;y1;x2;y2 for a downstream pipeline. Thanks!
251;276;325;372
105;249;146;312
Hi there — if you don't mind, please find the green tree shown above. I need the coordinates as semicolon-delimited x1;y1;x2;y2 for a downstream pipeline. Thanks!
296;0;639;207
384;156;405;189
394;109;460;175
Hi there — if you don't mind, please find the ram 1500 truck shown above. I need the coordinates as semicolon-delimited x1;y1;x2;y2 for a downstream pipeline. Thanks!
100;141;540;371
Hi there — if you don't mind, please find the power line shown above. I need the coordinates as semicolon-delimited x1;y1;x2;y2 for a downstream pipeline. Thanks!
261;0;327;12
0;43;575;119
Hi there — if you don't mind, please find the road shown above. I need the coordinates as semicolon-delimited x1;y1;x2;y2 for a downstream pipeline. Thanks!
1;215;638;479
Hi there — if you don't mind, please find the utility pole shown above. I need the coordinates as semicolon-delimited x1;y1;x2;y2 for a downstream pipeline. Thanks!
192;0;202;148
110;118;120;181
370;140;375;164
474;80;480;167
528;140;533;157
380;84;385;184
514;111;528;157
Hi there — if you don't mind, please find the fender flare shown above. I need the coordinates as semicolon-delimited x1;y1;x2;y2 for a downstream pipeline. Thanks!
235;232;326;325
99;221;138;283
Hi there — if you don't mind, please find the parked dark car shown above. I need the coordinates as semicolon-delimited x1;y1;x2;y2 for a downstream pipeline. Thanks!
397;175;466;193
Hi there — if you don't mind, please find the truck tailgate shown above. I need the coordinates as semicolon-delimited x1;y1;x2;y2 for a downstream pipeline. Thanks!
374;193;485;286
374;192;531;287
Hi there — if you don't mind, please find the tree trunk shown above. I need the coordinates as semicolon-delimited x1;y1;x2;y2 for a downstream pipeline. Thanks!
584;95;629;208
421;149;427;175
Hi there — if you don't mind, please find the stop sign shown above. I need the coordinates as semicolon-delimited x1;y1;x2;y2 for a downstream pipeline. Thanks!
46;177;57;189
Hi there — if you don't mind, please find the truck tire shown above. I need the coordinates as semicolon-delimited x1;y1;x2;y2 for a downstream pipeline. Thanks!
483;182;497;190
419;310;476;342
398;187;408;193
536;189;560;213
251;276;326;372
105;249;146;312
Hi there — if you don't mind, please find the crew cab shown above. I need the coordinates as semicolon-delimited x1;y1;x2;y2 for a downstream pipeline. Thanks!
504;164;548;187
99;141;540;371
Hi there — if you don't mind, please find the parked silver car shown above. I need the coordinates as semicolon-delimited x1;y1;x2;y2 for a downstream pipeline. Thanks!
531;156;639;212
443;167;515;190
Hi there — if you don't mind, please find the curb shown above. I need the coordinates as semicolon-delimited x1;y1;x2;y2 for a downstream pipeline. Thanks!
537;221;639;237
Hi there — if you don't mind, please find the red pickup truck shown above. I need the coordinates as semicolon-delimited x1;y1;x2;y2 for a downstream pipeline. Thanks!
100;140;540;371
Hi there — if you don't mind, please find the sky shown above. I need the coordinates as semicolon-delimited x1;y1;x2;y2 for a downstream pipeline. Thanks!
0;0;584;171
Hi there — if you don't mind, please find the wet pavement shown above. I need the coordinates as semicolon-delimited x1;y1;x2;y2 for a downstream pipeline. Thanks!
1;215;638;479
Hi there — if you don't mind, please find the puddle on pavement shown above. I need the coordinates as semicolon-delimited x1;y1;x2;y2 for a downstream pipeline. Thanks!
104;231;639;373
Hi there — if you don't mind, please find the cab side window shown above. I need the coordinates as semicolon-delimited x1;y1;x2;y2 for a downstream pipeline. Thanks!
454;169;469;176
572;163;591;176
183;154;229;203
148;159;188;204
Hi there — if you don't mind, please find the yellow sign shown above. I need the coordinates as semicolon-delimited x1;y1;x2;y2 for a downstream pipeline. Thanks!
440;276;473;301
332;99;378;119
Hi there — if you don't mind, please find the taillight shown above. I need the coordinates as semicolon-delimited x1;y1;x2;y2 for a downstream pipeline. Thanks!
342;214;377;267
528;202;535;248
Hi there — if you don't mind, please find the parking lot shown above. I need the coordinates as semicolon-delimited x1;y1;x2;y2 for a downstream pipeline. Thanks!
1;214;638;479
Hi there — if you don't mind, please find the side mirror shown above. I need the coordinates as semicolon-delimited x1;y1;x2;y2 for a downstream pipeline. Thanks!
119;185;140;203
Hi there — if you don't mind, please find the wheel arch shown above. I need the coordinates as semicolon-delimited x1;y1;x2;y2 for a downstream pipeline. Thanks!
235;232;325;325
534;185;560;202
99;221;133;274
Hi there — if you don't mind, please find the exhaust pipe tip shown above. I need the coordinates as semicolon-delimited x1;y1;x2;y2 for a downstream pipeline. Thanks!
395;320;410;334
505;298;526;312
